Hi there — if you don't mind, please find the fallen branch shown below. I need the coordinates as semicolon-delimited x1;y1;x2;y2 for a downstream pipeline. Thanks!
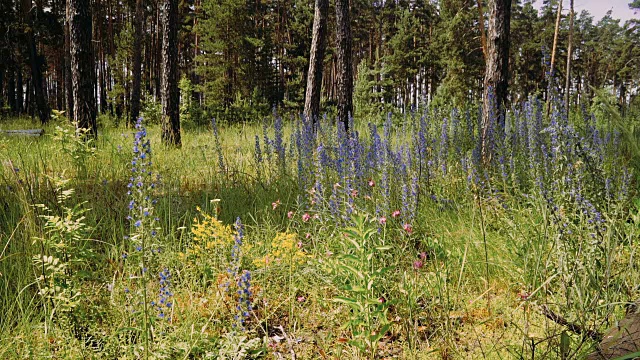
539;304;602;341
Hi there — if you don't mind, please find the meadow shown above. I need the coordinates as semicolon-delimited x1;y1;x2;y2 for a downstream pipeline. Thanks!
1;98;639;359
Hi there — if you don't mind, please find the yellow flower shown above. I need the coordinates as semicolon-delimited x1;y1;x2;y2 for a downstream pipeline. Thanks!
254;232;311;269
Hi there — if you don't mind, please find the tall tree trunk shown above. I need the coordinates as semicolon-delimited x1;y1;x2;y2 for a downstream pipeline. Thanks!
0;64;4;110
130;0;144;127
549;0;562;80
7;67;16;113
69;0;97;137
335;0;353;131
65;3;73;120
482;0;512;163
23;0;49;124
564;0;574;114
16;70;23;114
161;0;181;146
477;0;487;60
155;4;162;100
303;0;329;125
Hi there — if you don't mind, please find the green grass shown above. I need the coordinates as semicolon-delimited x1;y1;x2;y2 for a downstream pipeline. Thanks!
0;115;637;359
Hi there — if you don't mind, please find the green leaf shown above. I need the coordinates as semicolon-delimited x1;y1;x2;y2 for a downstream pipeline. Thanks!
333;296;358;305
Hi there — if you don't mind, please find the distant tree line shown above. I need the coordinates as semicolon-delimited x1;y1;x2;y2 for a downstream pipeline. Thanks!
0;0;639;129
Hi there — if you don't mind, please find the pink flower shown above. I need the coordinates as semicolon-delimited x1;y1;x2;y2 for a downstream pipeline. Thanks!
413;260;423;270
302;213;310;222
272;199;281;210
419;252;427;261
297;241;303;248
351;189;359;197
392;210;401;218
287;211;294;219
403;223;413;234
297;296;306;303
378;297;386;303
368;179;375;187
379;216;387;225
305;233;311;239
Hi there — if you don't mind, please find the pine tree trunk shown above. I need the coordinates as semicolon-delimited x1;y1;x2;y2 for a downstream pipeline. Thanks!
64;3;74;120
16;69;23;114
161;0;181;146
549;0;562;80
23;0;49;124
565;0;574;114
477;0;487;60
335;0;353;131
303;0;329;125
482;0;512;163
130;0;144;127
7;67;15;113
69;0;97;137
0;64;4;110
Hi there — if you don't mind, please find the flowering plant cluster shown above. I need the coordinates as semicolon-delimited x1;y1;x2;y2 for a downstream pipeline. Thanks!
252;232;313;269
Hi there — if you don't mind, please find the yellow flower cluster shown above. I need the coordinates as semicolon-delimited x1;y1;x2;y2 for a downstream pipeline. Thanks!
180;207;235;260
253;232;312;268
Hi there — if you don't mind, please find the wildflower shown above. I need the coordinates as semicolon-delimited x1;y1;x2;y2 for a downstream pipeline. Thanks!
403;223;413;234
134;220;142;227
297;296;306;303
272;199;280;210
287;211;294;219
155;269;173;321
305;233;311;239
413;260;423;270
351;189;358;198
368;179;375;187
379;216;387;225
392;210;401;218
302;213;310;222
419;252;427;261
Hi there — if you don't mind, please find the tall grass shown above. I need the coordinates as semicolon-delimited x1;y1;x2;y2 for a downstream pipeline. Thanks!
0;99;637;358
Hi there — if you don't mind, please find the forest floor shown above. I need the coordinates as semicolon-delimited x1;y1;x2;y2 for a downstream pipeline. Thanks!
0;112;637;359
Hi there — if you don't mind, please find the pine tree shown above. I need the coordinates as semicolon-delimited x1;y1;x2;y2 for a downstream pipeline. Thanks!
304;0;329;123
161;0;181;146
335;0;353;131
130;0;145;127
69;0;97;137
482;0;512;161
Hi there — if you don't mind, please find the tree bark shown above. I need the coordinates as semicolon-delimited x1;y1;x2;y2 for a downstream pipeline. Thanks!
69;0;97;137
549;0;562;80
477;0;487;60
335;0;353;132
303;0;329;125
482;0;512;163
22;0;50;124
564;0;574;114
130;0;144;127
64;2;73;120
161;0;181;146
7;67;16;114
16;69;23;114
